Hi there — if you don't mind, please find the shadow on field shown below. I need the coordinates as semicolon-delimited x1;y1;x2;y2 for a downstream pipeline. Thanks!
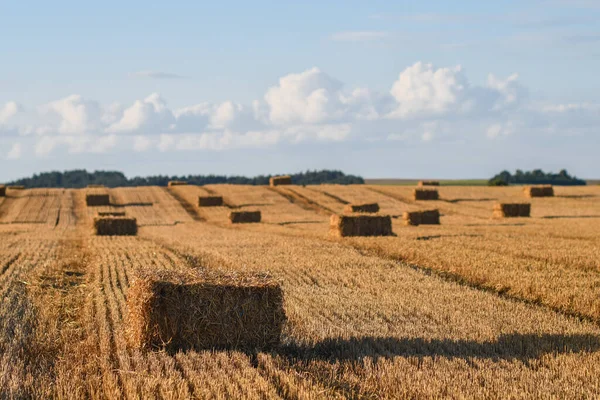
279;333;600;362
556;194;596;199
444;198;498;203
110;202;153;207
541;215;600;219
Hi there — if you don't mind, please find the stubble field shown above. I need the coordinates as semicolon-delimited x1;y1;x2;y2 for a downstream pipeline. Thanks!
1;184;599;398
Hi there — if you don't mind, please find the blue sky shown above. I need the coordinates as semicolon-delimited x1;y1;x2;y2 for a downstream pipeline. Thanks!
1;0;599;180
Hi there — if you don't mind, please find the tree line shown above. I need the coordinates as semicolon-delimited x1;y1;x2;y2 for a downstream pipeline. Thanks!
6;169;365;188
489;169;586;186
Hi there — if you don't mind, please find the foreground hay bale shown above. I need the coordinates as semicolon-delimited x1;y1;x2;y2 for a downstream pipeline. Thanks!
0;185;5;197
168;181;188;187
93;217;138;236
524;185;554;198
344;203;380;214
126;269;285;351
97;211;126;217
418;181;440;187
269;175;292;186
8;185;25;190
198;196;224;207
86;193;110;206
229;211;261;223
493;203;531;218
403;210;440;226
330;214;393;237
87;184;106;188
414;189;439;201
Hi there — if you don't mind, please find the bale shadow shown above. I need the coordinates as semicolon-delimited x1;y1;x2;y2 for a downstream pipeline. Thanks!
445;198;498;203
416;234;483;241
278;333;600;363
556;194;596;199
110;202;154;207
541;215;600;219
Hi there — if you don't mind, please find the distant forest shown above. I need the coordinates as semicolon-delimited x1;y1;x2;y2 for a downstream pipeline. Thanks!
6;169;365;188
489;169;586;186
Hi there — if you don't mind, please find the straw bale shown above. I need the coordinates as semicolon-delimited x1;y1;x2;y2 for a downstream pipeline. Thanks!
168;181;188;187
524;185;554;198
126;268;285;351
93;217;138;236
198;196;224;207
87;184;106;188
86;193;110;206
330;214;393;237
8;185;25;190
493;203;531;218
403;209;440;226
418;181;440;187
414;188;439;201
344;203;380;214
229;211;261;223
0;185;5;197
269;175;292;186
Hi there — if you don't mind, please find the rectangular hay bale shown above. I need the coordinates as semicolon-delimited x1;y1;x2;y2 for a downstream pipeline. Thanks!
126;269;285;351
330;214;393;237
403;209;440;226
87;184;106;188
343;203;380;214
86;193;110;206
93;216;138;236
493;203;531;218
269;175;292;186
198;196;224;207
168;181;188;187
8;185;25;190
229;210;261;223
524;185;554;197
0;185;5;197
418;181;440;187
414;188;439;201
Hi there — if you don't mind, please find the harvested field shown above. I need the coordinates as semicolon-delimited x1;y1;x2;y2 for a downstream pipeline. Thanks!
2;184;600;398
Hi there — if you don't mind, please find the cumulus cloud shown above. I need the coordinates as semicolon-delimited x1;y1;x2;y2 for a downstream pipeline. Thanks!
108;93;175;134
6;142;22;159
3;61;593;159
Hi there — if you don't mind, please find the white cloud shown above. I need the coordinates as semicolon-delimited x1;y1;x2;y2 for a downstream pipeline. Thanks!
330;31;388;42
133;135;153;152
42;95;103;135
108;93;175;134
0;101;21;125
6;142;22;159
264;67;345;125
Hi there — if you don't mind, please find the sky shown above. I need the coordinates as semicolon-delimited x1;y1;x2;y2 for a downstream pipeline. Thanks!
0;0;599;180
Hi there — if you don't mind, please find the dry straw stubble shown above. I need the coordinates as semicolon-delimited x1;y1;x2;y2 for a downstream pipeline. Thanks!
126;268;286;351
343;203;380;214
330;214;393;237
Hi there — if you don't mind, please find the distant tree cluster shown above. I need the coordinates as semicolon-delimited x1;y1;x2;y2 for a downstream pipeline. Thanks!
6;169;364;188
488;169;586;186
